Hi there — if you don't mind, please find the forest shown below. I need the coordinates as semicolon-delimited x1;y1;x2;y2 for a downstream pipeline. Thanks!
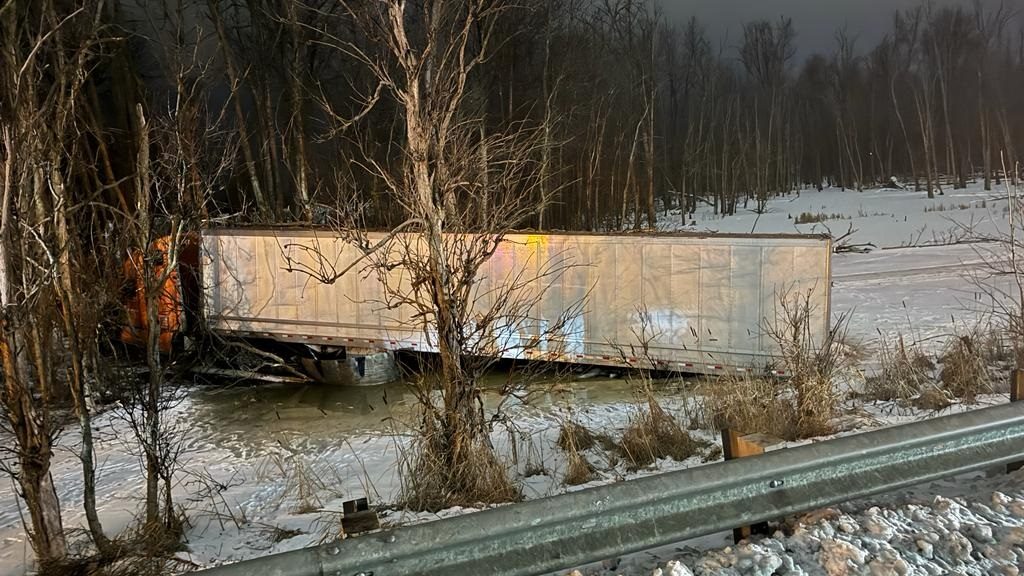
9;1;1023;231
2;0;1024;572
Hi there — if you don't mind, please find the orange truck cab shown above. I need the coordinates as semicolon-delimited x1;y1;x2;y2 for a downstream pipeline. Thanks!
120;234;201;355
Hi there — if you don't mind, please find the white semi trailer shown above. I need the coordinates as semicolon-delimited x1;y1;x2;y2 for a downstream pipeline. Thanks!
201;229;831;383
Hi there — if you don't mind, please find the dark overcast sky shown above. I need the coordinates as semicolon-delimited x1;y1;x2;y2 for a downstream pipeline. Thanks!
657;0;1011;58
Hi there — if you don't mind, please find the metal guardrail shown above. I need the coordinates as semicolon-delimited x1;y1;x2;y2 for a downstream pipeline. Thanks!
196;401;1024;576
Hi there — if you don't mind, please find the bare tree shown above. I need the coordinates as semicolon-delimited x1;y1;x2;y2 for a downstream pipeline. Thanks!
964;156;1024;363
0;0;112;563
740;18;797;206
286;0;584;509
593;0;661;229
116;6;233;537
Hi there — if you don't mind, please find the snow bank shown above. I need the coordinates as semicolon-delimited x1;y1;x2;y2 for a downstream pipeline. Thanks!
638;473;1024;576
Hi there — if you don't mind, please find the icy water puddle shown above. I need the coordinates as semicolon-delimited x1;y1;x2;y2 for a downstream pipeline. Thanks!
184;371;695;455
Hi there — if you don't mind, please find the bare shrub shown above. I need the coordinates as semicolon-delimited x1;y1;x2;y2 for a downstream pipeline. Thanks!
963;158;1024;367
53;510;195;576
557;420;596;452
763;287;851;438
400;418;521;513
969;326;1016;366
183;468;248;532
939;334;993;403
867;333;934;400
689;286;847;441
619;399;708;470
692;375;799;441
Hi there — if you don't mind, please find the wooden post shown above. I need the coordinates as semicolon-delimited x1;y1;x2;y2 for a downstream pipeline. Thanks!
722;429;781;543
1010;370;1024;473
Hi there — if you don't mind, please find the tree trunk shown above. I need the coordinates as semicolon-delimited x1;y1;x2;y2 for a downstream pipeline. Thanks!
145;294;162;527
539;6;552;231
133;104;164;527
644;71;656;229
208;0;270;219
285;0;311;217
19;449;66;564
50;165;108;552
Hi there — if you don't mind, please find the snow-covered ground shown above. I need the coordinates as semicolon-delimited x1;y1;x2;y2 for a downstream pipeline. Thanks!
660;183;1008;250
832;243;1007;362
0;181;1021;575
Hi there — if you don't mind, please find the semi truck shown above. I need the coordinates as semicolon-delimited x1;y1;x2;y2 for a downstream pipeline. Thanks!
123;228;831;384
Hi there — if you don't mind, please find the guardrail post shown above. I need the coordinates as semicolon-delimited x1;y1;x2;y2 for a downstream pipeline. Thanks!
722;429;779;543
341;497;380;536
1012;369;1024;403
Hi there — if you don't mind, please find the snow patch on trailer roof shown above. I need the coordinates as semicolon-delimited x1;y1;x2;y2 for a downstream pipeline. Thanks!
201;226;831;242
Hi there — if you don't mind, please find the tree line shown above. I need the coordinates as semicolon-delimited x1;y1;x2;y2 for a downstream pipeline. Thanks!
118;0;1024;229
67;0;1024;231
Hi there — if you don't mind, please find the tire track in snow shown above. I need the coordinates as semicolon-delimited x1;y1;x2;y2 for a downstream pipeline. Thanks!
832;260;988;283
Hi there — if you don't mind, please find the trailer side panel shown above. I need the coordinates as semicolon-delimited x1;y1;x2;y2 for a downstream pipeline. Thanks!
202;231;831;373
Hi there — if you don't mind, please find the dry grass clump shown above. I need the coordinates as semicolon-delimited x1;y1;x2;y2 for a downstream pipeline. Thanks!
795;212;846;224
557;420;596;452
619;399;709;470
523;462;549;478
401;430;521;513
867;333;934;401
563;451;598;486
263;454;326;514
939;334;993;403
556;418;599;486
913;386;953;412
595;432;621;452
976;329;1016;365
692;375;799;441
